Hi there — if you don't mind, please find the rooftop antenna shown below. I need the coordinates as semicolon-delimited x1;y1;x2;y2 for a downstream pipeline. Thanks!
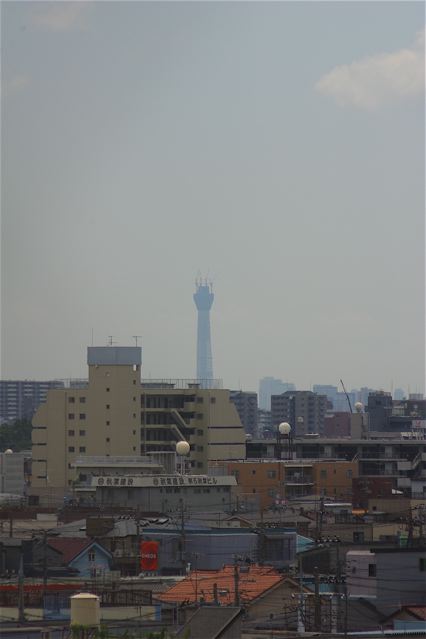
91;328;94;346
133;335;142;347
340;379;353;414
107;336;116;347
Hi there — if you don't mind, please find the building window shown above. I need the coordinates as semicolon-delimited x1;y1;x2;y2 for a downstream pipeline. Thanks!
68;430;75;436
79;430;86;436
368;564;376;577
197;446;204;452
79;446;86;453
196;397;203;404
347;469;353;478
79;397;86;403
68;413;75;420
79;413;86;420
133;413;136;418
68;446;75;453
251;469;256;475
88;551;95;562
133;430;136;435
106;404;110;409
267;470;276;479
106;421;110;426
420;558;426;571
196;413;203;419
133;397;136;401
210;397;216;404
106;437;110;443
320;469;327;479
106;388;110;392
353;531;364;543
69;397;75;403
197;429;203;436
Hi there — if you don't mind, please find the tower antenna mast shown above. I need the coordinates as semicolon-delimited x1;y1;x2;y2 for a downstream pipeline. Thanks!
193;278;214;388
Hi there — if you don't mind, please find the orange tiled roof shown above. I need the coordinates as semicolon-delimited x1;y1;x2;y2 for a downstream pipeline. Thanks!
156;564;284;606
405;606;426;621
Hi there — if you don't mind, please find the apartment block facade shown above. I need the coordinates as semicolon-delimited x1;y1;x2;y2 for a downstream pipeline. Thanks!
229;390;258;437
31;347;245;503
271;390;327;436
213;458;358;509
0;380;64;424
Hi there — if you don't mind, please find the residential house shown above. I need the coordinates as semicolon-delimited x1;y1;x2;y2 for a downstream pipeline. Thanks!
47;538;112;578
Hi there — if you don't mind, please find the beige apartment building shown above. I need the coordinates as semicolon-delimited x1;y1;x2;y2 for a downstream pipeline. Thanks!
31;347;245;503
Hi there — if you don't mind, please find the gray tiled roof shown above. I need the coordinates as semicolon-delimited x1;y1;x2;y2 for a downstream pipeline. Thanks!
174;606;242;639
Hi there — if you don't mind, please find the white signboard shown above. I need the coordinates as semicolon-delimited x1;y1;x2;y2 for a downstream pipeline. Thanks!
412;420;426;429
92;474;236;488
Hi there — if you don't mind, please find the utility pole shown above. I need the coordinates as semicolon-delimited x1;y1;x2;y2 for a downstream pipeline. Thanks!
407;508;414;547
180;500;186;575
42;530;48;609
135;514;140;576
314;566;321;632
344;586;349;638
297;557;305;633
213;582;218;606
17;548;25;623
319;496;325;540
233;562;240;607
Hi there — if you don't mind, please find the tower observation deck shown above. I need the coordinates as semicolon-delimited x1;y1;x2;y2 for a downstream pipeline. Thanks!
193;279;214;388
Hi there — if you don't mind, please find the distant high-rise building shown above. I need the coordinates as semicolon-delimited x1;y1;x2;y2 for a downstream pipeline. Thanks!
259;377;295;411
313;385;338;407
0;380;64;424
193;280;214;388
356;387;377;407
271;390;327;436
257;409;272;438
393;388;406;401
230;391;258;437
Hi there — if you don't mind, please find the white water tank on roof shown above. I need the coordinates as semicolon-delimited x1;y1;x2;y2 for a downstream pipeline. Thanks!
70;593;100;627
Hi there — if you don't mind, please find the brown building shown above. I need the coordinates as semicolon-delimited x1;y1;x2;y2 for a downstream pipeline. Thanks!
212;458;358;510
352;477;394;509
323;412;351;437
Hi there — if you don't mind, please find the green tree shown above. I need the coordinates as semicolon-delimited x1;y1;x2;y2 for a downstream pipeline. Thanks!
0;419;33;451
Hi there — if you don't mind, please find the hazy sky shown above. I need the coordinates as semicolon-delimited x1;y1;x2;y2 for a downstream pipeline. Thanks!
1;1;425;394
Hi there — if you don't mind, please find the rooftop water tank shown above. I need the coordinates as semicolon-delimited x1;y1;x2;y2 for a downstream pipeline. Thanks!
70;593;100;627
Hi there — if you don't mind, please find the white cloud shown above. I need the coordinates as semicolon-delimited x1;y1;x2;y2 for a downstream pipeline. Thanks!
31;2;89;32
316;28;425;109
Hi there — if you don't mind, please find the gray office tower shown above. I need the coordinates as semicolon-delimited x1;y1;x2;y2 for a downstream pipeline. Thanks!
193;280;214;387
